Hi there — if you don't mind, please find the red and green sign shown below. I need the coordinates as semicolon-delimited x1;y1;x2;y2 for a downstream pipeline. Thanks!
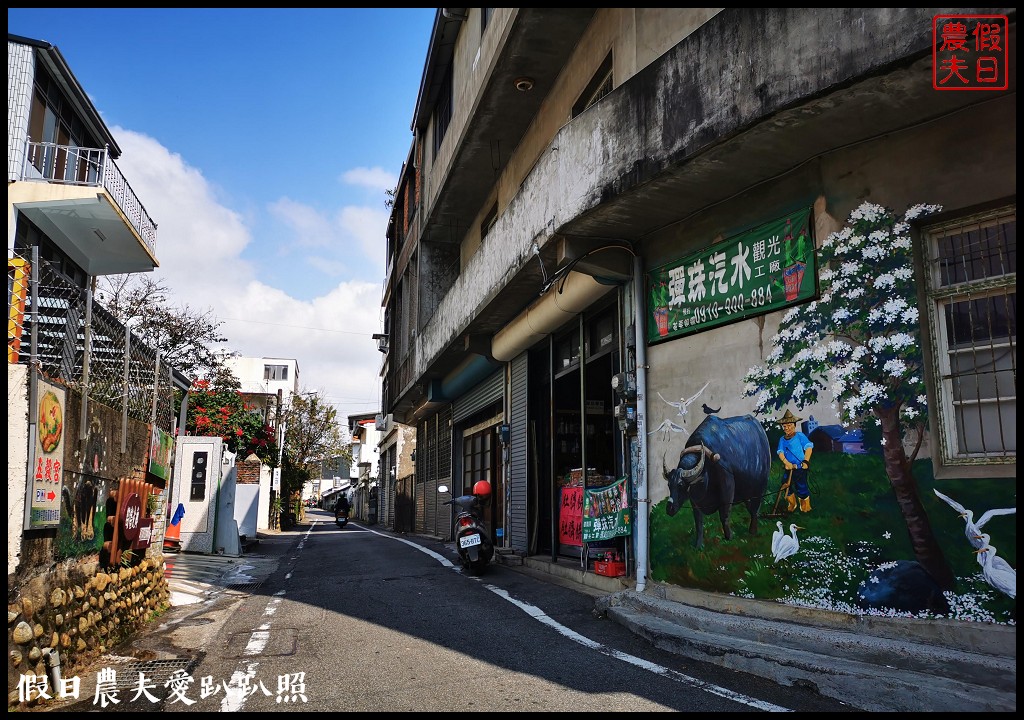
582;477;631;543
646;207;816;344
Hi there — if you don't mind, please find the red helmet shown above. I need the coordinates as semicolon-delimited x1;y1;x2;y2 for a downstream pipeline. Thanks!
472;480;492;497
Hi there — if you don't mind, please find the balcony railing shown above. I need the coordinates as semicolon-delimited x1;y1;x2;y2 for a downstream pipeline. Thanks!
21;141;158;256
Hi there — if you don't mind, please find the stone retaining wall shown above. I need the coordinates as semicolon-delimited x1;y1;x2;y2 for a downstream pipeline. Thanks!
7;555;168;709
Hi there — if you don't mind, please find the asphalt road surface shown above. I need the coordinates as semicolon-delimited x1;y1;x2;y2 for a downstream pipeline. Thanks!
43;510;856;712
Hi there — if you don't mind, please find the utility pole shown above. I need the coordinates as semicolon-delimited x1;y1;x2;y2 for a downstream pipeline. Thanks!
272;388;284;528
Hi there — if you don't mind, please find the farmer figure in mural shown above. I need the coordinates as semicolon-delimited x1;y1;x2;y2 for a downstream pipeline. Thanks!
776;409;813;513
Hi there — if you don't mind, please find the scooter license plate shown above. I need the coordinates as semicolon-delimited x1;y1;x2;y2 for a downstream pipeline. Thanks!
459;533;481;549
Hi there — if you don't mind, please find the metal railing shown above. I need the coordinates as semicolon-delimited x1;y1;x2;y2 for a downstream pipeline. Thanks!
9;247;178;432
21;141;158;256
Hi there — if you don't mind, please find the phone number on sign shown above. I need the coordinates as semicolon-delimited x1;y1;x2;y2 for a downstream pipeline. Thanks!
672;286;774;330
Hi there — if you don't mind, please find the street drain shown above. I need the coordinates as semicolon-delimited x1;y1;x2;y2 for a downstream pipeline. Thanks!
113;658;197;689
227;581;264;592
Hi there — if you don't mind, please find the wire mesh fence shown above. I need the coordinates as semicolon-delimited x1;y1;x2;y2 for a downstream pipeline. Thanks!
9;247;179;432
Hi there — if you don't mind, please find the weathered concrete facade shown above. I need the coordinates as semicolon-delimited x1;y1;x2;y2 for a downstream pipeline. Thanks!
380;8;1016;630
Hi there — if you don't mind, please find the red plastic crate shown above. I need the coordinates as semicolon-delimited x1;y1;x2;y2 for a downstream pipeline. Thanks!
593;560;626;577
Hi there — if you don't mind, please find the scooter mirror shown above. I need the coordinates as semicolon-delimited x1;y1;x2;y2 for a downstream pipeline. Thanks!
437;485;449;494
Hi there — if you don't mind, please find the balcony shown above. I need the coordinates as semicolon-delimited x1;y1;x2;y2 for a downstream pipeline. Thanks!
11;141;158;276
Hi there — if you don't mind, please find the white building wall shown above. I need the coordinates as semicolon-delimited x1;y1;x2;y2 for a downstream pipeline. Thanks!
223;356;300;402
7;41;33;184
7;364;29;575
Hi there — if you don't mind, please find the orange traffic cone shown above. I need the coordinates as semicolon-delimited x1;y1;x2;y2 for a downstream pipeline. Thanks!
164;503;184;553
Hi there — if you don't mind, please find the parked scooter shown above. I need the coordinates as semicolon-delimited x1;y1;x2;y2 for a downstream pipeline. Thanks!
439;481;494;575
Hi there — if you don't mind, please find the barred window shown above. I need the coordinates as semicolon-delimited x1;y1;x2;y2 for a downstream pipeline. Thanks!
923;205;1016;469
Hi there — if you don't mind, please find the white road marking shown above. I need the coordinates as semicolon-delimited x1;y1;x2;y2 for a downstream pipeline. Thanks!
223;523;316;711
364;525;791;713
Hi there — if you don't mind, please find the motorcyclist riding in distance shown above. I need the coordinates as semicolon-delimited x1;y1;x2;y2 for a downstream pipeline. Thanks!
335;493;350;518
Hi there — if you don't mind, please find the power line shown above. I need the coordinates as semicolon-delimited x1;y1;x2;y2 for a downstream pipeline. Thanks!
217;316;378;336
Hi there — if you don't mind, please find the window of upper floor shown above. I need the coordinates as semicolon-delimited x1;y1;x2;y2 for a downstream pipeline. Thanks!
432;63;454;160
481;202;498;242
481;7;494;34
264;364;289;381
921;202;1016;477
28;65;99;150
27;66;105;183
572;52;613;120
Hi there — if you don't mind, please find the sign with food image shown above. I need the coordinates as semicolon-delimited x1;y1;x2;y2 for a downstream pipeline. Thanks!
28;381;67;529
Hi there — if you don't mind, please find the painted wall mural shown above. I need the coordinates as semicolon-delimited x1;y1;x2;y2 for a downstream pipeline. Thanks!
649;202;1016;625
57;474;109;559
55;416;112;559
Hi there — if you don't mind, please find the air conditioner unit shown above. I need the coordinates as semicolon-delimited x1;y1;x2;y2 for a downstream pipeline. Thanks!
375;413;386;431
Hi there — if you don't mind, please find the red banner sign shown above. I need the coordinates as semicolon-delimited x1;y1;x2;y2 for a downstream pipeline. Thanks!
558;486;583;547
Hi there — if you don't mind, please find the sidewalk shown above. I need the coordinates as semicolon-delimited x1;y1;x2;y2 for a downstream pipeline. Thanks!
503;553;1016;713
162;529;290;606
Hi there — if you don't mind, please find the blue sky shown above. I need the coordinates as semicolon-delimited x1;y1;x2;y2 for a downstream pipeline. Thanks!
8;7;436;422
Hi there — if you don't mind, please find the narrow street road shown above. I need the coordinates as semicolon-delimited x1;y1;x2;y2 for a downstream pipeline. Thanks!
49;511;855;712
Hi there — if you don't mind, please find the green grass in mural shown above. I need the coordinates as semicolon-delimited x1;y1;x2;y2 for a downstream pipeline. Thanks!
650;451;1016;623
54;506;106;561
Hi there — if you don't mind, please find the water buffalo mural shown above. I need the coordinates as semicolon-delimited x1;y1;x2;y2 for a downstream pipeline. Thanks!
662;413;771;548
650;392;1016;624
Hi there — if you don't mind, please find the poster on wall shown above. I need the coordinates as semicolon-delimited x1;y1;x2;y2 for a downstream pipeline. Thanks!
558;485;583;547
646;206;816;344
582;477;631;543
27;381;67;529
148;425;174;481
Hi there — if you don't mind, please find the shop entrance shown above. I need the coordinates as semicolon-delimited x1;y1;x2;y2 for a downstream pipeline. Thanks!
531;299;623;560
457;404;504;547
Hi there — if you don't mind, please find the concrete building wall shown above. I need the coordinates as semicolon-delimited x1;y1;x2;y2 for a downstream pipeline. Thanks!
223;356;299;401
414;8;989;378
7;364;30;576
643;96;1015;505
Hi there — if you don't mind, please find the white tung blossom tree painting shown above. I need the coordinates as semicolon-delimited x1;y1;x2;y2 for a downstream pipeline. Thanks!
743;202;955;591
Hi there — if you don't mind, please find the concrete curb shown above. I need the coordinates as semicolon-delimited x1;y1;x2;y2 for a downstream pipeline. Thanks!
598;590;1016;712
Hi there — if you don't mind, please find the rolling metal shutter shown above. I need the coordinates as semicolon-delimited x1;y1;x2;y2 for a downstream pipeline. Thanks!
452;369;503;423
416;406;452;537
509;352;529;553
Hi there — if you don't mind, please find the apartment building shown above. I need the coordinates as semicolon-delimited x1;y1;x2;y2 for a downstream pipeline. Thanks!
378;9;1015;624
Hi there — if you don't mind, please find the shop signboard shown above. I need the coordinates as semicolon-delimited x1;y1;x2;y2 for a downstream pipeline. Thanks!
582;477;631;543
132;518;155;550
148;425;174;481
558;485;583;547
646;207;816;344
27;380;67;529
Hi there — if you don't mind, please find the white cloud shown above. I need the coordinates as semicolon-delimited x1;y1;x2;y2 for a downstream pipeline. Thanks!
341;166;396;191
268;197;334;248
112;128;383;419
266;197;387;278
338;205;388;276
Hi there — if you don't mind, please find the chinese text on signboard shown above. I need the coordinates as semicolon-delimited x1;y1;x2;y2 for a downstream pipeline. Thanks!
646;207;815;344
932;14;1008;91
29;381;66;529
558;486;583;547
582;477;631;543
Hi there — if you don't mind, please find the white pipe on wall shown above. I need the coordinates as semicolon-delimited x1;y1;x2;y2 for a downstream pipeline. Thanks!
492;272;615;362
632;255;649;592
